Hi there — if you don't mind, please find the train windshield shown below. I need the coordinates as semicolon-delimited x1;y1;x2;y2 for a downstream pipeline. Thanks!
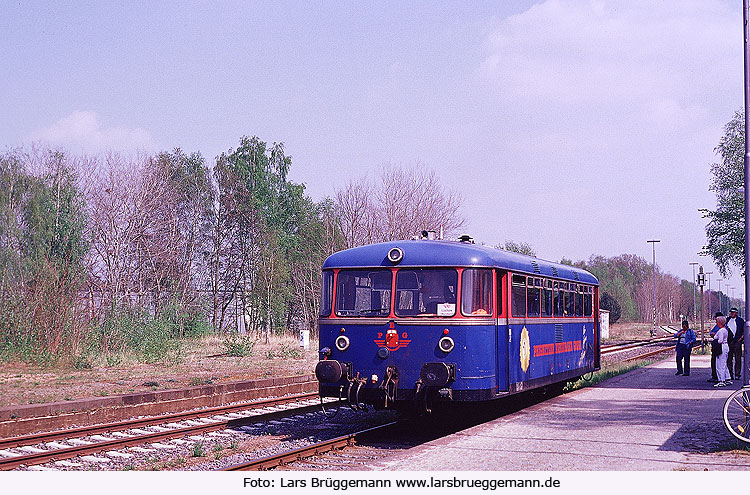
334;270;392;317
395;269;457;317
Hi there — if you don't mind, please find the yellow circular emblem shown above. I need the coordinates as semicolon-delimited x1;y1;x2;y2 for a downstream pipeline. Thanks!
520;326;531;373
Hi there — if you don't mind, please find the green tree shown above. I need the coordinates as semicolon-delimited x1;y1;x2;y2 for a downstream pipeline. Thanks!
213;136;316;339
0;149;89;363
600;291;621;324
497;240;537;257
701;110;745;277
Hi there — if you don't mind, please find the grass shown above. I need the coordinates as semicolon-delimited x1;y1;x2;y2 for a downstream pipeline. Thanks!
565;359;656;392
192;441;205;457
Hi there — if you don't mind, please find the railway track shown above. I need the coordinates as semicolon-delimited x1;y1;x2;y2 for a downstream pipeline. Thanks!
2;333;685;471
221;422;399;471
0;392;326;470
601;334;678;361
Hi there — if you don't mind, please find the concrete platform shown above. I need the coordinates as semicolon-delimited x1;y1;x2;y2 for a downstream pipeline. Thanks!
371;355;750;471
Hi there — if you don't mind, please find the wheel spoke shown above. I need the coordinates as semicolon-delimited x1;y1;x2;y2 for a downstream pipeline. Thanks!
724;389;750;442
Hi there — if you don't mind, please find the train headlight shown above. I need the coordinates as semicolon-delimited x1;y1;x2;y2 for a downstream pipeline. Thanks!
335;335;350;352
438;336;455;353
387;247;404;264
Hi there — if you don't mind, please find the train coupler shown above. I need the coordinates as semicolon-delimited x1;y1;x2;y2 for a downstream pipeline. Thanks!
377;365;400;408
345;374;368;412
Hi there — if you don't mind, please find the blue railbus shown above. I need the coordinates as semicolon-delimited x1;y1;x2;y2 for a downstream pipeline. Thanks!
315;238;600;411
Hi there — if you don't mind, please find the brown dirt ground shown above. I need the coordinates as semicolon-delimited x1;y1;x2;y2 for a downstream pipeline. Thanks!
0;334;319;408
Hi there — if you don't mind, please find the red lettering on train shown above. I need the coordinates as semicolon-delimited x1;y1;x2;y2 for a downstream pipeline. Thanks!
533;340;583;357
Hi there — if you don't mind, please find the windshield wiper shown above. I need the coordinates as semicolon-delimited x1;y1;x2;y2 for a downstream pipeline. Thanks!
357;309;387;315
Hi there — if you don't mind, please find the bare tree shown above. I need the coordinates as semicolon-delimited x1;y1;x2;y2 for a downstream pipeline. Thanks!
334;163;465;248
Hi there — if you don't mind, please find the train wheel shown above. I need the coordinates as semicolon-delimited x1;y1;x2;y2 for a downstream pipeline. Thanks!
723;387;750;443
581;372;594;382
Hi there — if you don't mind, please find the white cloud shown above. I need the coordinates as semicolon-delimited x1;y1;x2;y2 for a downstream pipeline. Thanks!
27;111;157;154
479;0;737;114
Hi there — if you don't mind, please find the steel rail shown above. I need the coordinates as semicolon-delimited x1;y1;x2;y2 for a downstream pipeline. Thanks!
0;395;323;470
0;392;318;450
623;345;676;362
220;421;399;471
601;336;672;355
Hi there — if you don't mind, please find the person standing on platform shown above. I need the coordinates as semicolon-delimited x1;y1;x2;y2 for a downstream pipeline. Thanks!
726;307;745;380
713;315;731;387
708;312;723;383
674;320;696;376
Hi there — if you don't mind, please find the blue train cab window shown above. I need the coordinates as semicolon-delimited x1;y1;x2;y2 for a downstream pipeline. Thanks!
527;278;540;317
395;269;457;317
335;270;392;317
320;271;334;316
462;268;493;316
511;274;526;317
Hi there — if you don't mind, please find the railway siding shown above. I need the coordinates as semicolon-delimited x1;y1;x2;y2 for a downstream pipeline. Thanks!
0;374;316;437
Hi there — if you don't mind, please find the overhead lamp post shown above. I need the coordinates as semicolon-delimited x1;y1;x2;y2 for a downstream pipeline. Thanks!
717;279;723;314
697;267;706;345
648;240;660;336
689;262;699;322
705;271;713;317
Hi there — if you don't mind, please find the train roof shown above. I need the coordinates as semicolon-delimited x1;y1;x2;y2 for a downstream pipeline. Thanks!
322;240;599;285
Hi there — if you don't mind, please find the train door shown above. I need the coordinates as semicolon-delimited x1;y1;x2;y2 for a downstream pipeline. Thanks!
496;270;509;393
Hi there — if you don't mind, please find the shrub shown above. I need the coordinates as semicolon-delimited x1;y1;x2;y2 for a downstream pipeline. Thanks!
222;333;256;357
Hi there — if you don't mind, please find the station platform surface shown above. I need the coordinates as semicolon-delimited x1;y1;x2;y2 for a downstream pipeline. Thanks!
371;355;750;471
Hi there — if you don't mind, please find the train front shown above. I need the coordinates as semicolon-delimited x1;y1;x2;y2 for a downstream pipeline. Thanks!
315;240;497;412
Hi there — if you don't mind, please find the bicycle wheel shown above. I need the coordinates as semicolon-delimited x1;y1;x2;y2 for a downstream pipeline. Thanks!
723;387;750;443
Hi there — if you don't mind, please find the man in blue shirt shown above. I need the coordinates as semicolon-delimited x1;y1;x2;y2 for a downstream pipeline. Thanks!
675;320;697;376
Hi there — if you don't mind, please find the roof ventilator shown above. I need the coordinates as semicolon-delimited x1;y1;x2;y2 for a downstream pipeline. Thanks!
531;260;541;274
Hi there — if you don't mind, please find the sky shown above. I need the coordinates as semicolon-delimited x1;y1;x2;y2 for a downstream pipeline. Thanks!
1;0;747;301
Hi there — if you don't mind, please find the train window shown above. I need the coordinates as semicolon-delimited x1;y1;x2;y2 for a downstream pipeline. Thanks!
584;288;593;316
319;271;334;316
527;283;540;317
462;269;493;316
541;285;553;317
334;270;392;317
575;291;584;317
564;290;574;317
511;275;526;317
553;287;562;317
395;269;457;317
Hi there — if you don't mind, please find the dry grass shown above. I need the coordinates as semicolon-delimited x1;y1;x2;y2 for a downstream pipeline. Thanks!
604;322;657;342
0;333;319;407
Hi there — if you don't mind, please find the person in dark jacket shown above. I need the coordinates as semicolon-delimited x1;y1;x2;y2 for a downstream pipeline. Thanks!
674;320;697;375
726;307;745;380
